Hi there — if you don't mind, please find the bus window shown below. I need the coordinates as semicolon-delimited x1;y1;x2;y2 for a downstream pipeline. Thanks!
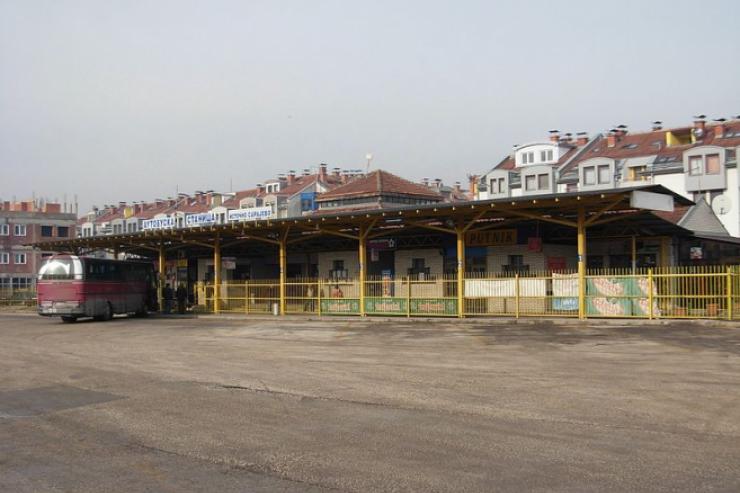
38;257;82;280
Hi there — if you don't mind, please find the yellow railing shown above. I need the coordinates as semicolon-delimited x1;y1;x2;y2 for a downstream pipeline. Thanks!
198;265;740;320
0;288;37;307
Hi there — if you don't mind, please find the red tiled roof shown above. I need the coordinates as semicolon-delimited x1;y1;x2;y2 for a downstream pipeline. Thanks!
221;188;259;209
317;170;442;201
653;205;690;225
562;121;740;174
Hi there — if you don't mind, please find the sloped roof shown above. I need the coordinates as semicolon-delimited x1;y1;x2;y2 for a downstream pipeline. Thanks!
678;197;729;236
317;170;442;201
561;121;740;176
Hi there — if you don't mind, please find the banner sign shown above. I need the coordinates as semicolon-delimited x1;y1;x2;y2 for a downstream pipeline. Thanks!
185;212;216;227
365;297;405;314
142;217;175;231
552;273;579;311
228;206;272;222
465;229;517;247
368;238;396;250
586;276;660;317
410;298;457;315
320;299;360;314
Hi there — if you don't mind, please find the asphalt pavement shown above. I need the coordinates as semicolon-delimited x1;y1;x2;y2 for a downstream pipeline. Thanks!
1;313;739;492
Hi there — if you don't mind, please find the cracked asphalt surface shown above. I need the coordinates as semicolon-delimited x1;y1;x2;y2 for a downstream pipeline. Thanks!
1;313;740;492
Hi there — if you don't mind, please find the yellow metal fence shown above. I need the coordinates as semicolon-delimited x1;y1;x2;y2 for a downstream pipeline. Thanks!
0;288;37;308
200;266;740;320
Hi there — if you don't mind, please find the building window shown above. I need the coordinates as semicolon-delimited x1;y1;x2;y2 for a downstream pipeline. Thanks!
0;224;8;235
524;173;550;192
14;224;27;236
0;252;9;264
627;166;647;181
41;226;53;237
584;166;596;186
12;277;32;289
597;164;611;184
525;175;536;191
408;258;430;277
540;149;553;162
688;155;702;176
58;226;69;237
489;177;506;194
330;260;347;280
14;253;27;264
705;154;720;175
521;151;535;165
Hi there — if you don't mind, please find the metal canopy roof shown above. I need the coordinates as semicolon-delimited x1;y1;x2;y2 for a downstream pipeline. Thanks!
33;185;694;257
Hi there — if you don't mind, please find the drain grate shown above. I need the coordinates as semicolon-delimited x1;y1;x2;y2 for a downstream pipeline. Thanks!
0;385;122;418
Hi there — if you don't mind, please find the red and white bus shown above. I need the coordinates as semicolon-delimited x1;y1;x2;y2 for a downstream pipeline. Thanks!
37;254;158;323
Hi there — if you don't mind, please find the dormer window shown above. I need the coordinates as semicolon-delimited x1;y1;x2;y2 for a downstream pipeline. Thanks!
583;164;611;186
540;149;553;162
521;151;534;164
688;154;720;176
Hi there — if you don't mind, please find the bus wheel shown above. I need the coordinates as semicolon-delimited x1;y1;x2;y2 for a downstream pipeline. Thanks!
61;316;77;324
95;303;113;322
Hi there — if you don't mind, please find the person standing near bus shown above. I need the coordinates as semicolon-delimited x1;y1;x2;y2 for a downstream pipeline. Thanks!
176;283;188;314
163;283;174;314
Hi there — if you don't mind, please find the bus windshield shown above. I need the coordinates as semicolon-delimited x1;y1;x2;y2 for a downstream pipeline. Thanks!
38;257;83;280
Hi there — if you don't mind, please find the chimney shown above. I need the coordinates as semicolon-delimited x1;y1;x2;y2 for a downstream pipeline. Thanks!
287;170;296;185
341;170;350;184
256;183;265;194
693;116;706;133
607;131;617;148
453;181;461;193
614;125;628;137
563;132;573;144
549;130;560;143
319;163;328;181
434;178;442;190
714;121;726;139
303;168;310;177
422;178;429;187
576;132;589;146
468;174;478;196
332;167;341;178
652;121;663;131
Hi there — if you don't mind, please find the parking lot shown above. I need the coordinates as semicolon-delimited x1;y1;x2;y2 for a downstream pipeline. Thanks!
1;313;739;492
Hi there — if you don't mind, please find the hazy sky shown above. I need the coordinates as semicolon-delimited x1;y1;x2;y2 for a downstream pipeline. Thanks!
1;0;739;213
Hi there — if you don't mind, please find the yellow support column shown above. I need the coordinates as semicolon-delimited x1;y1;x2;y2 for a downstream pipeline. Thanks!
515;273;520;319
577;207;587;320
213;235;221;314
727;266;733;321
358;224;372;317
358;234;366;317
660;236;671;267
279;234;287;315
456;227;465;318
158;244;165;313
648;268;654;320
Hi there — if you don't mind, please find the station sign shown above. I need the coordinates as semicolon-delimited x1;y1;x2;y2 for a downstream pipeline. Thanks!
142;217;175;231
228;206;272;222
465;228;517;247
185;212;216;227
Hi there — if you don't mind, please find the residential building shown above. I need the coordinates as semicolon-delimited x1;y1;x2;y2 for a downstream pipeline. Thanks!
475;117;740;267
0;200;77;291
